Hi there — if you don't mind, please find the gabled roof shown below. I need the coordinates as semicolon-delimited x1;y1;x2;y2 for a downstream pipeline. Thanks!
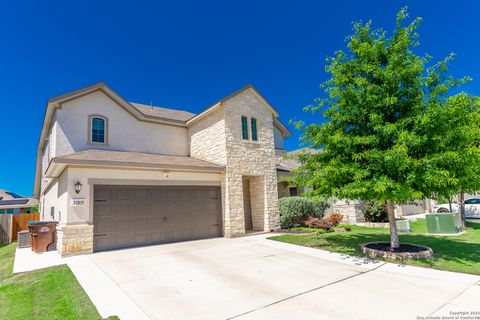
186;84;292;137
46;82;190;126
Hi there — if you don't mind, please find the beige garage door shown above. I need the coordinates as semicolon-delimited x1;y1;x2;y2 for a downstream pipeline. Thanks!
93;185;222;252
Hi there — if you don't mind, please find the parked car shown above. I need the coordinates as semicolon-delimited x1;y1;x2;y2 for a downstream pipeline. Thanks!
433;197;480;219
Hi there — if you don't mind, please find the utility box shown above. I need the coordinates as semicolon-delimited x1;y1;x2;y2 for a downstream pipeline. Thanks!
426;213;462;234
395;219;412;233
17;230;31;248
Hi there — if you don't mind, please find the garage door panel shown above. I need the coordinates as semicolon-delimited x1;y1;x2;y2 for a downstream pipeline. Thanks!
95;189;111;200
95;205;111;216
115;220;132;232
113;189;129;200
150;232;165;242
96;221;113;234
94;186;221;251
112;205;130;215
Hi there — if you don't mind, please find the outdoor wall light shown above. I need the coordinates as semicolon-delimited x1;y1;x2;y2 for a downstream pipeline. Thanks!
74;180;83;194
164;171;170;179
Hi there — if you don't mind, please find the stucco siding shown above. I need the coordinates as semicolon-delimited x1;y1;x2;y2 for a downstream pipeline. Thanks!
54;91;189;157
40;171;68;225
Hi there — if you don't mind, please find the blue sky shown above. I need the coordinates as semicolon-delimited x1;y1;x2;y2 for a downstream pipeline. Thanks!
1;0;479;196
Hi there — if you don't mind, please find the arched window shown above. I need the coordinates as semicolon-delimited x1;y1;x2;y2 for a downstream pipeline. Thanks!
89;115;108;144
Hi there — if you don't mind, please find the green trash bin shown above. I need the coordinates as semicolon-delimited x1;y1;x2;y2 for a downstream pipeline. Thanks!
425;213;461;234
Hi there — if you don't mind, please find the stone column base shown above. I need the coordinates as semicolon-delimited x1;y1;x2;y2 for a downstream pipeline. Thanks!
56;224;94;257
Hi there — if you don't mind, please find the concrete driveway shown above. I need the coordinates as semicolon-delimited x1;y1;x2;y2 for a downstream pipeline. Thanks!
69;234;480;320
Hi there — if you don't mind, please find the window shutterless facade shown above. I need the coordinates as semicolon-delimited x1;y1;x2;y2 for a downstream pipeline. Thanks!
241;116;249;140
251;118;258;141
88;115;108;144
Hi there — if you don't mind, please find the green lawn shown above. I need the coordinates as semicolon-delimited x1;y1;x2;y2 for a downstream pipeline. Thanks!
269;219;480;275
0;243;117;320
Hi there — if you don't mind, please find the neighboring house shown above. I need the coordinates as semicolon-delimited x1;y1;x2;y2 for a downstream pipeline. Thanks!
277;150;436;223
33;83;291;256
276;148;315;197
0;189;38;214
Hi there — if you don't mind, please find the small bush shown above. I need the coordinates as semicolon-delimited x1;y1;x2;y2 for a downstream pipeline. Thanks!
309;196;330;218
279;197;316;228
362;200;388;222
316;218;334;231
304;216;323;228
304;216;334;231
325;212;344;226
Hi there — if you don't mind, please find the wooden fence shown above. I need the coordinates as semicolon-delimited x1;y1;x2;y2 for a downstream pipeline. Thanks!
0;213;39;244
0;214;12;244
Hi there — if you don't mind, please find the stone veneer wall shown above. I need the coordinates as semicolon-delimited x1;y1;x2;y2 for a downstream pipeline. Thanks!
222;90;280;235
189;89;281;237
189;107;227;165
56;224;93;257
249;176;266;231
331;200;365;225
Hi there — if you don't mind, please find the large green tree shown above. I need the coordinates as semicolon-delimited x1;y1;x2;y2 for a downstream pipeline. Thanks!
424;93;480;226
294;8;474;249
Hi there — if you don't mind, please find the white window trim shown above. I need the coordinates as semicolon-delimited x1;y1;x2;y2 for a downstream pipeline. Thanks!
88;114;109;145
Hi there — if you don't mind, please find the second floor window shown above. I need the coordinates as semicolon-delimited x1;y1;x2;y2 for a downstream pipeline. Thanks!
241;116;249;140
251;118;258;141
90;115;107;144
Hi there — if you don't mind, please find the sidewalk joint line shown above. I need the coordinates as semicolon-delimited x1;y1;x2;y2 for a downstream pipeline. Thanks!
226;261;386;319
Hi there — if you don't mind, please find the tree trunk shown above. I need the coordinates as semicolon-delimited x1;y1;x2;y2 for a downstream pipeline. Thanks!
448;199;453;213
459;191;466;229
386;200;400;250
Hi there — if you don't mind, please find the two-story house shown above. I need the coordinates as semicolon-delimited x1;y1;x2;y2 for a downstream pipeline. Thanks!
33;83;291;256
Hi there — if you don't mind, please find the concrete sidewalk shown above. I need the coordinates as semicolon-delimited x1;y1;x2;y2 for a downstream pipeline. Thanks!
14;234;480;320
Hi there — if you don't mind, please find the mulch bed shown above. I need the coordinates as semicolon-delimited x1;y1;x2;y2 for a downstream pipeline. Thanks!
275;229;319;235
361;242;434;259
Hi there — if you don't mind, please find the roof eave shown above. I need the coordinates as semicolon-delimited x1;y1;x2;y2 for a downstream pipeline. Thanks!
186;84;285;127
46;158;225;179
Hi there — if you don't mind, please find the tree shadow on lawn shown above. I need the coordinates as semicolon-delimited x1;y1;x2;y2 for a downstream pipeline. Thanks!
321;232;480;273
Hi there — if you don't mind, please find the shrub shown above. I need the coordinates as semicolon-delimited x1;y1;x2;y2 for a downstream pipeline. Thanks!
304;216;322;228
362;200;389;222
304;216;334;231
309;196;330;218
279;197;316;228
325;212;344;226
